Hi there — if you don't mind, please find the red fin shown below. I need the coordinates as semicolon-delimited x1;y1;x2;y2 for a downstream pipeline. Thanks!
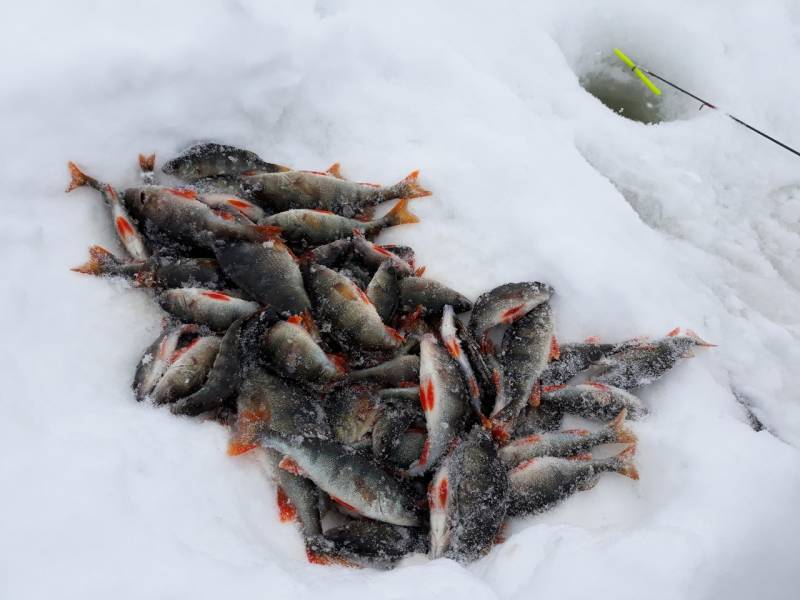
330;496;358;513
115;216;135;239
481;336;495;355
491;422;511;445
227;198;252;210
278;456;306;477
397;306;423;333
287;314;303;325
500;305;526;324
395;169;432;199
509;433;541;446
666;327;681;337
327;353;348;374
200;291;231;302
510;458;537;474
138;153;155;172
467;376;480;399
419;379;435;412
541;384;565;393
584;335;601;344
414;266;426;277
528;383;541;408
168;188;198;200
385;326;405;344
276;486;297;522
494;521;508;545
549;336;560;361
417;438;430;466
491;369;501;394
437;478;448;508
227;440;258;456
479;414;493;430
306;548;360;568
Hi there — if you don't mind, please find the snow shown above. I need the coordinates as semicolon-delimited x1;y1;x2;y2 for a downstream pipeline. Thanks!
3;1;800;598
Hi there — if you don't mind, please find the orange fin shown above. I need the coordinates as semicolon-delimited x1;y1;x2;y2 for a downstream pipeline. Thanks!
584;335;601;344
138;153;155;172
66;161;96;192
616;445;639;480
253;224;283;242
528;383;541;408
414;265;427;277
395;169;432;199
549;335;560;361
71;245;120;276
567;453;593;461
326;162;344;179
666;327;681;337
384;198;420;227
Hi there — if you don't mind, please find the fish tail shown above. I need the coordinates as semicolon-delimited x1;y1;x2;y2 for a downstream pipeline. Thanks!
138;153;156;173
610;408;637;444
613;444;639;480
70;245;121;276
391;170;432;199
66;161;101;192
383;198;420;227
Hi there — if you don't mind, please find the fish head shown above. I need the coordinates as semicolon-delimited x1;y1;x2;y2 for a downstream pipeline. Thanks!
123;186;158;215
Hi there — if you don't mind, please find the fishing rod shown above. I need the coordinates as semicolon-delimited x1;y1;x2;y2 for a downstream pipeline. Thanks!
613;48;800;160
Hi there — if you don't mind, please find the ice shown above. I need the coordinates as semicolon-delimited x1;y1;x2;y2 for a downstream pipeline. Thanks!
3;1;800;599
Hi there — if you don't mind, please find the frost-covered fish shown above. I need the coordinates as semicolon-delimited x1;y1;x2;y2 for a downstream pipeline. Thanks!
151;335;221;404
305;264;403;352
500;409;636;467
66;162;150;261
491;301;558;442
261;199;419;246
372;397;422;464
591;328;715;389
508;447;638;516
72;245;224;289
351;232;416;277
243;169;430;217
408;334;468;475
213;238;310;317
157;288;259;332
305;521;427;568
346;354;419;387
429;427;509;562
228;367;329;456
266;449;324;537
539;383;648;421
171;316;247;416
540;339;616;386
121;185;278;249
162;142;290;182
366;261;401;323
468;282;553;352
329;385;383;449
260;317;346;384
440;305;484;421
398;277;472;316
259;430;421;526
132;323;197;401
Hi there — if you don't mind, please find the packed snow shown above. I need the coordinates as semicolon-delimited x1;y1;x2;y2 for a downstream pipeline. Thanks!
3;1;800;598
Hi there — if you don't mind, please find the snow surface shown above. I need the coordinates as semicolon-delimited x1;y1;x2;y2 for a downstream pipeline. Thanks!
3;1;800;598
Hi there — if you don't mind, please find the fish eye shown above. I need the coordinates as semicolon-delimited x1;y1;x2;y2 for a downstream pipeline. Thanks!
140;191;147;203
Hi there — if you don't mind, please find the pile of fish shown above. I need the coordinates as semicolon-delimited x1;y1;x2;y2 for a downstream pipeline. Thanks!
67;143;715;568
